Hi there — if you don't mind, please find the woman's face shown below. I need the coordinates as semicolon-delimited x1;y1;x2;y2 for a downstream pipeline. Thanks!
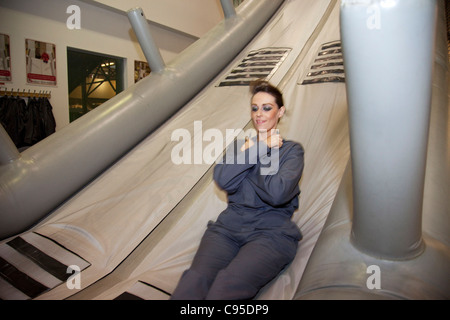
250;91;285;134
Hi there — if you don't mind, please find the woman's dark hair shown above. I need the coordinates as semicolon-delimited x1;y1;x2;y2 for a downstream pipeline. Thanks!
250;79;284;108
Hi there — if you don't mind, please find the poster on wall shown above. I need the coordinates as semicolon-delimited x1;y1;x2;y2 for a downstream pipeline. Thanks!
134;60;151;83
26;39;56;86
0;34;11;82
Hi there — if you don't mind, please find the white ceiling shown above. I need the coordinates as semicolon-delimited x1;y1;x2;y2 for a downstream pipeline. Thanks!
82;0;225;38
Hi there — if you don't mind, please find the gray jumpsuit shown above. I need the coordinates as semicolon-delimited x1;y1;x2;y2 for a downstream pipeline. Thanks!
171;138;304;300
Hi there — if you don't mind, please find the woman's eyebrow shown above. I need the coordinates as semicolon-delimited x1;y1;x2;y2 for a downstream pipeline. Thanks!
251;101;274;105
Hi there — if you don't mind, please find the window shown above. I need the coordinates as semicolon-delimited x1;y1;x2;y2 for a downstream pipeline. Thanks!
67;48;125;122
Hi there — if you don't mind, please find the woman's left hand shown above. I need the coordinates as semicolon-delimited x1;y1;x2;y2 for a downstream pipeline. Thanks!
263;130;283;149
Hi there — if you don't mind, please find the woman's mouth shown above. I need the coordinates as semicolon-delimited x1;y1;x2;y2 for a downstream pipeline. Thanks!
255;120;266;125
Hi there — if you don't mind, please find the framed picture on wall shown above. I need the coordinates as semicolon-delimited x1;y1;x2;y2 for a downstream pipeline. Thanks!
134;60;151;83
26;39;57;86
0;34;11;82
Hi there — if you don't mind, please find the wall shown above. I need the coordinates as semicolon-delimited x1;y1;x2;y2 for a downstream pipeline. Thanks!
0;0;222;130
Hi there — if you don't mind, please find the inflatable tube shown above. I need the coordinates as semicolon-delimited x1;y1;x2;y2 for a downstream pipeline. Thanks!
0;0;284;239
295;0;449;300
342;0;436;260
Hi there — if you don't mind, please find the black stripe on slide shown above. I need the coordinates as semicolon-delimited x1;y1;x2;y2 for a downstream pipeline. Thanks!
114;292;144;300
7;236;70;282
0;256;48;299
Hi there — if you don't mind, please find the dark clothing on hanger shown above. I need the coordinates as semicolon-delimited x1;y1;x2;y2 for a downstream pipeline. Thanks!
0;95;56;148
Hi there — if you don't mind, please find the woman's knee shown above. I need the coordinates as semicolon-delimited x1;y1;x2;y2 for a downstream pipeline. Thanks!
206;269;259;300
171;269;212;300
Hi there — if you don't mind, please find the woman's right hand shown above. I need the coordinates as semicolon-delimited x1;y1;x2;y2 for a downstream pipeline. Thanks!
240;136;255;152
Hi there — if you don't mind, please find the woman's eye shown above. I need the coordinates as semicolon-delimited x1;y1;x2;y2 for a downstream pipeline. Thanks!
263;105;272;112
251;106;258;112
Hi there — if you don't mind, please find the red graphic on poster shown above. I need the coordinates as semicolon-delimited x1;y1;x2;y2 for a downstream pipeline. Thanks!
26;39;56;85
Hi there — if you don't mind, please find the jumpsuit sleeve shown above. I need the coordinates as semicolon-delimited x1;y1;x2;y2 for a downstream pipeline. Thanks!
253;143;304;207
213;139;259;194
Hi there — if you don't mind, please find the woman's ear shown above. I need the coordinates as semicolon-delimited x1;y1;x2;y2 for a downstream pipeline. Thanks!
278;106;286;118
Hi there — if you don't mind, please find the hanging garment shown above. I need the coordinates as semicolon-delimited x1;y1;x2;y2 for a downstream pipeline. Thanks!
0;95;56;148
40;97;56;138
29;97;45;145
0;96;26;147
21;98;34;147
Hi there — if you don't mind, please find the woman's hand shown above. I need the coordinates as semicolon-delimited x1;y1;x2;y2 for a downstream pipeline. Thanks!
263;129;283;149
240;136;255;152
240;129;283;152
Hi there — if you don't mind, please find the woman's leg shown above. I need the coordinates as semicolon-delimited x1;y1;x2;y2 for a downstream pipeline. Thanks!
205;231;298;300
171;223;239;300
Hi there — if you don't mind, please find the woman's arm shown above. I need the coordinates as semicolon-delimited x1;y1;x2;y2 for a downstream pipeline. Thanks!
252;143;304;206
213;139;259;194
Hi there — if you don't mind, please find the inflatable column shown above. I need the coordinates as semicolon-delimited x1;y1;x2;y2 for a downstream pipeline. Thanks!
341;0;437;259
127;8;166;74
220;0;237;18
0;0;284;239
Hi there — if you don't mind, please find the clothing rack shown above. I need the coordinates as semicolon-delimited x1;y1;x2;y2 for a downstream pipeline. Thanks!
0;86;56;149
0;87;51;99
